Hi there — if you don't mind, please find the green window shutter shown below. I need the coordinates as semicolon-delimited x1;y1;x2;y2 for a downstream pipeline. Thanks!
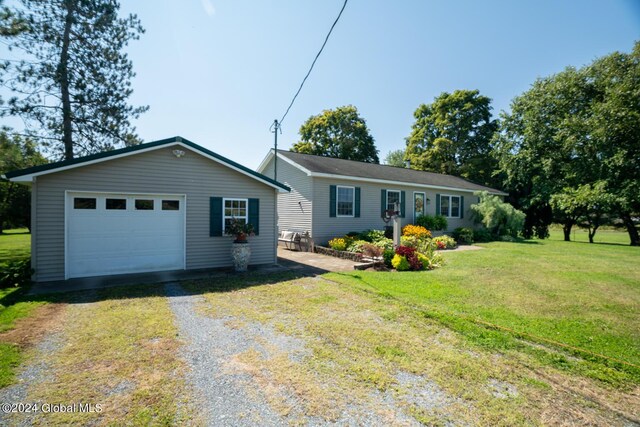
248;198;259;235
210;197;223;237
400;190;406;217
435;194;441;216
354;187;361;217
460;196;464;218
329;185;337;217
380;189;387;216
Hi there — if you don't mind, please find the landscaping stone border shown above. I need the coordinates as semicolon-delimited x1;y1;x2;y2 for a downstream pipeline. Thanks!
314;246;364;262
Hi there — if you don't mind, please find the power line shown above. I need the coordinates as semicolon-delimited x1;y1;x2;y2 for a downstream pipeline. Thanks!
277;0;348;126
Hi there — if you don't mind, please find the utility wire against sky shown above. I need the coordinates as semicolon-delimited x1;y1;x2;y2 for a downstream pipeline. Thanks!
275;0;348;129
269;0;348;181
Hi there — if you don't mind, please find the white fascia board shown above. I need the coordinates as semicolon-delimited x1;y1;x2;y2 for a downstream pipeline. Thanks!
256;149;275;174
275;153;314;175
309;172;508;196
10;142;289;193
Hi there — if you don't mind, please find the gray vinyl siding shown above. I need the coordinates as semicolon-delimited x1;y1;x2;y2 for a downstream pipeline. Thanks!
33;146;277;282
311;177;477;245
261;157;313;234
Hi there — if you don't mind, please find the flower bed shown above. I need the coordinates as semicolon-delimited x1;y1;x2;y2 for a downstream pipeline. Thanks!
321;226;456;272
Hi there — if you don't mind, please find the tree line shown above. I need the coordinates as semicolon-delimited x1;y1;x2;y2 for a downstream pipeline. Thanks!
291;42;640;246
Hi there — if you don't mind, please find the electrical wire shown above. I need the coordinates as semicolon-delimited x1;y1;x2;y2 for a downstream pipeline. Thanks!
278;0;348;126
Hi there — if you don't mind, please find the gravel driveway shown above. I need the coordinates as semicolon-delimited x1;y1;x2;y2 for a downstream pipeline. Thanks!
165;281;429;427
165;282;292;426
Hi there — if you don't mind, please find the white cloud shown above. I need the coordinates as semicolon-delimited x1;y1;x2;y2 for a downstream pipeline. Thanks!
201;0;215;16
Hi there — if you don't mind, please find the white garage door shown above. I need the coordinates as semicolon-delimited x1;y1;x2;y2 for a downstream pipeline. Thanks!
66;192;186;278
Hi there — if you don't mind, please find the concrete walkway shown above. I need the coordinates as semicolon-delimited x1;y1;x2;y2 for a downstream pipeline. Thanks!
276;247;363;275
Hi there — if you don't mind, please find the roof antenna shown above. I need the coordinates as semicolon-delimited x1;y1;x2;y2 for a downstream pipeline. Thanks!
269;119;282;181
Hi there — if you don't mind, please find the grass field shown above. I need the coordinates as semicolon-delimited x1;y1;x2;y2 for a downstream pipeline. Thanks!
326;232;640;387
548;226;633;245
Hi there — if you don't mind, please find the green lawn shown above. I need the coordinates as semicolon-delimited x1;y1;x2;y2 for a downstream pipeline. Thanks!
549;226;634;245
0;228;30;262
0;228;44;387
326;231;640;386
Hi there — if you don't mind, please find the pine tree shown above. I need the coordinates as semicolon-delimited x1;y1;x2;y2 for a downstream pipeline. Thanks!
1;0;147;159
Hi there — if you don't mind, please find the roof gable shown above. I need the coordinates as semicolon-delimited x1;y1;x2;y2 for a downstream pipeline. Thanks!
4;136;290;192
258;149;506;196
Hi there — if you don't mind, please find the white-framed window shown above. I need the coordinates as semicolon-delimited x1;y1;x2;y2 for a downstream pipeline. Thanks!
223;198;248;231
439;194;461;218
414;192;425;222
336;185;355;217
386;190;401;212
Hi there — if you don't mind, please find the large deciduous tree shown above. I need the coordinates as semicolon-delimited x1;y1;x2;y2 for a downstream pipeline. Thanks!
494;67;590;239
495;42;640;245
405;90;499;187
291;105;379;163
1;0;148;160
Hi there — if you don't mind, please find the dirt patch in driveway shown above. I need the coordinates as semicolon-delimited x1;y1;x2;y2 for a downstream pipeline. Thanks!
0;303;66;349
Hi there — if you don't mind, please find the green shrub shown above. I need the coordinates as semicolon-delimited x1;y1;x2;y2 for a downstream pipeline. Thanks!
373;238;394;251
452;227;474;245
345;231;360;238
416;214;448;231
470;191;525;238
473;227;493;242
433;235;457;249
0;258;33;289
358;229;386;243
417;253;429;270
400;235;419;249
328;237;348;251
391;254;411;271
346;240;369;253
382;249;395;268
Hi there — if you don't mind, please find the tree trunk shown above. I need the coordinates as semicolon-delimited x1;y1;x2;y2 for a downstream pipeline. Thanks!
588;226;599;244
562;222;573;241
59;0;75;160
621;212;640;246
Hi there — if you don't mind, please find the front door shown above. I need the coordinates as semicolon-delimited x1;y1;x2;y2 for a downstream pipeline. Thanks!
414;192;425;223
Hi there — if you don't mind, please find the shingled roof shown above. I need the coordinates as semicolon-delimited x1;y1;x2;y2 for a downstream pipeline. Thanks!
275;150;507;195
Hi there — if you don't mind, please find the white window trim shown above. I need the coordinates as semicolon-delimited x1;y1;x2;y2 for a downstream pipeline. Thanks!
439;194;461;218
222;198;249;233
336;185;355;217
386;189;401;212
413;191;426;223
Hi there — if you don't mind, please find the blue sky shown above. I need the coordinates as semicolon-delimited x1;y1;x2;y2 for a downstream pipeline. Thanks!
6;1;640;169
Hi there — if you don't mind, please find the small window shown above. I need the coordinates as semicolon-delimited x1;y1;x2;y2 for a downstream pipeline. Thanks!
223;199;247;232
106;198;126;210
439;195;461;218
386;190;401;211
162;200;180;211
135;199;154;210
74;197;96;209
336;186;354;216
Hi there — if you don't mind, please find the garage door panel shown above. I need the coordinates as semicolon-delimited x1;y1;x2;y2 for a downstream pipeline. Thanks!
66;193;185;278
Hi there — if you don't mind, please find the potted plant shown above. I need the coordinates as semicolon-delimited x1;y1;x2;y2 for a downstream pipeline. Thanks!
225;218;255;271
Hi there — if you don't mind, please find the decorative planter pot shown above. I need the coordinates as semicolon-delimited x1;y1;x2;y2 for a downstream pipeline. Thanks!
231;242;251;272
